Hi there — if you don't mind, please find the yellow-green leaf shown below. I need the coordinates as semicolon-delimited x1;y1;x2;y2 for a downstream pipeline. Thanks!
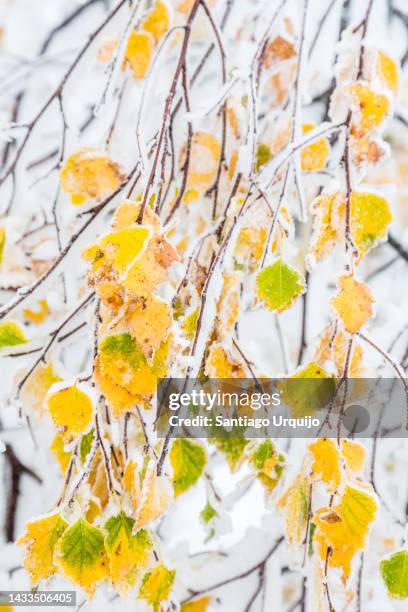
170;439;207;496
381;551;408;599
351;192;392;260
104;512;152;592
256;258;305;313
55;518;109;596
139;563;176;611
279;362;335;417
0;320;28;353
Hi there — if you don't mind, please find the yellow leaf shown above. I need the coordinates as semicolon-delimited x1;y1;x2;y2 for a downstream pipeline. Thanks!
142;0;172;43
18;513;68;584
83;226;151;276
47;386;94;443
341;440;366;473
135;469;173;529
123;459;142;511
181;596;212;612
235;225;267;268
331;274;373;334
301;123;330;172
263;35;296;67
309;439;341;491
205;343;246;378
276;470;311;547
216;273;241;337
127;294;172;356
23;300;49;325
187;132;221;191
55;518;109;596
309;192;343;263
139;563;176;612
377;51;399;94
315;327;364;377
350;191;392;260
349;83;390;136
60;149;123;205
50;433;72;473
314;485;377;581
112;199;160;231
123;234;178;296
125;30;154;79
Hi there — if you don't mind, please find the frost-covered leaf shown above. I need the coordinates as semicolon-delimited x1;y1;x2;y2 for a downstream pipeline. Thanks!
135;469;173;529
139;563;175;612
251;439;285;493
205;344;246;378
170;439;207;496
18;513;68;584
341;440;366;473
256;258;305;313
50;433;72;473
83;226;150;276
20;363;61;415
60;149;123;205
276;470;311;547
96;333;169;418
314;485;377;582
55;519;109;596
309;439;341;491
331;274;373;334
350;192;392;260
300;123;330;171
47;386;94;443
104;512;152;592
349;83;390;136
381;551;408;599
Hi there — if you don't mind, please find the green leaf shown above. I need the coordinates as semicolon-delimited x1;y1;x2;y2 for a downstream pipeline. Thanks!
211;436;249;472
139;563;176;612
256;258;305;313
55;518;108;595
200;502;218;524
80;428;95;463
0;320;28;353
381;551;408;599
256;143;272;171
251;439;275;470
170;439;207;496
